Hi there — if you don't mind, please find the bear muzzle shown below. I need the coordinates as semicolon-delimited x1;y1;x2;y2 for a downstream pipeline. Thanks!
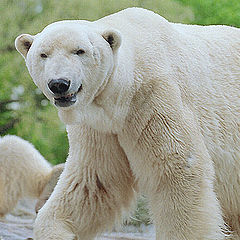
48;78;70;95
48;78;82;107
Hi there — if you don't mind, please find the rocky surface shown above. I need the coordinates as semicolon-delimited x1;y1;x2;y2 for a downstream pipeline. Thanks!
0;199;35;240
0;199;155;240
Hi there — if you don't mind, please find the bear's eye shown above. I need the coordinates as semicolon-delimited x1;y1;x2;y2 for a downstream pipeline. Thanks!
40;53;48;59
75;49;85;55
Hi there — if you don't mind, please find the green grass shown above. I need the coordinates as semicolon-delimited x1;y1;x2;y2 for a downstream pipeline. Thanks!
125;196;152;228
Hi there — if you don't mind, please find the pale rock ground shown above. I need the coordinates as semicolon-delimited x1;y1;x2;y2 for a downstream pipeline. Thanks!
0;199;155;240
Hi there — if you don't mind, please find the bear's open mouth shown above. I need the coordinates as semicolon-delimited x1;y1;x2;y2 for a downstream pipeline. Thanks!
54;85;82;107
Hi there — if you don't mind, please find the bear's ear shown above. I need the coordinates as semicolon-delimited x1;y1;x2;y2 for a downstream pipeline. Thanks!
15;34;34;59
102;30;122;53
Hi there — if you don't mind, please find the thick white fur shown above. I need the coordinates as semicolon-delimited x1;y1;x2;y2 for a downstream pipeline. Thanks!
15;8;240;240
35;163;64;213
0;135;52;217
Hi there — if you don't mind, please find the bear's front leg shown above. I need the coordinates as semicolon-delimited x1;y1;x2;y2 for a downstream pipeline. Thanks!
119;106;227;240
34;124;135;240
148;155;226;240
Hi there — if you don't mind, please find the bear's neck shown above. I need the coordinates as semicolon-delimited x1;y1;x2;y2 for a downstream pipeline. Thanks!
91;54;136;133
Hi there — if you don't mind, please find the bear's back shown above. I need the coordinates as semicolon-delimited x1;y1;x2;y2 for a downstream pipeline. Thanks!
97;8;240;165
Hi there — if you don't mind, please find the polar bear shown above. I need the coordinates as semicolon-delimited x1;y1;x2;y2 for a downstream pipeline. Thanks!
0;135;64;216
15;7;240;240
35;163;64;214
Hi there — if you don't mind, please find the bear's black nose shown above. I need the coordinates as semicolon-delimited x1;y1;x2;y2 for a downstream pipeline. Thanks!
48;78;70;95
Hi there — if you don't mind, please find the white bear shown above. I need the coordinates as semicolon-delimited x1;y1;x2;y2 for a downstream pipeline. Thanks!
15;7;240;240
35;163;64;214
0;135;64;217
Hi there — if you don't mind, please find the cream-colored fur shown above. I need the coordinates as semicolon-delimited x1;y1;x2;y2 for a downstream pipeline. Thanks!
15;7;240;240
0;135;64;217
0;135;52;216
35;163;64;213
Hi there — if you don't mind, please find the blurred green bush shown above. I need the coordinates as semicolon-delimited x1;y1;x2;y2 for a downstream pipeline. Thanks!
176;0;240;27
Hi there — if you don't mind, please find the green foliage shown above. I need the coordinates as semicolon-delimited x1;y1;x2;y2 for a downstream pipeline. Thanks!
175;0;240;27
1;0;194;51
127;196;152;227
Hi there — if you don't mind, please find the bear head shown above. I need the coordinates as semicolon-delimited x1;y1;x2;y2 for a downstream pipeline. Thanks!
15;21;126;131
